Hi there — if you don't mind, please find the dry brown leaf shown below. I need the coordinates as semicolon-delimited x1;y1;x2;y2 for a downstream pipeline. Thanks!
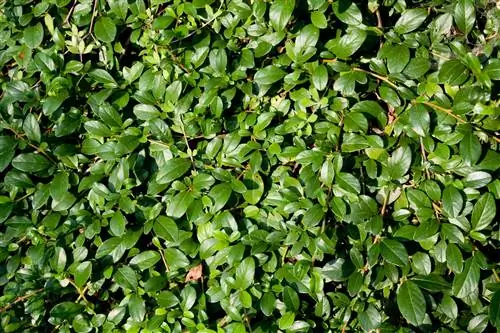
185;264;203;282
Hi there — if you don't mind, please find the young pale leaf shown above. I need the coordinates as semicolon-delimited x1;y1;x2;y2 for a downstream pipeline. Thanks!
397;281;426;326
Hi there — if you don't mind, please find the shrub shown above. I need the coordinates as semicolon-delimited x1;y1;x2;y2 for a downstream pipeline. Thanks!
0;0;499;332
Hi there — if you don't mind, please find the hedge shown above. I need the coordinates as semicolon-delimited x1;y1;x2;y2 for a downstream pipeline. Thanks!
0;0;499;332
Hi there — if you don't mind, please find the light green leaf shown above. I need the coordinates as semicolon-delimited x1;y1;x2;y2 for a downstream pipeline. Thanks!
235;257;255;290
269;0;295;31
24;22;44;49
394;8;428;34
94;17;117;43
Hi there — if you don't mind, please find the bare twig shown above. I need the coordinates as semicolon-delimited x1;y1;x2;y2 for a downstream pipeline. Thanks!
84;0;99;39
63;0;77;25
352;67;399;90
0;288;44;313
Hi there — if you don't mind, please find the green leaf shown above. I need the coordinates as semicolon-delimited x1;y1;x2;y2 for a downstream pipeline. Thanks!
358;305;382;331
74;261;92;288
110;211;127;237
24;22;44;49
302;204;324;228
88;69;118;87
326;28;366;59
156;158;192;184
471;193;496;231
397;281;426;326
454;0;475;36
12;153;52;173
242;172;264;205
381;239;408;267
446;243;463;274
94;17;117;43
384;44;410;74
0;136;17;172
442;186;463;218
133;104;161;120
283;286;300;312
388;146;412;179
409;104;430;137
463;171;492;189
310;11;327;29
23;113;41;142
166;191;194;218
312;64;328;90
394;8;428;34
332;0;362;25
130;251;161;271
165;248;190;270
269;0;295;31
260;292;276;317
490;292;500;328
452;258;480;299
128;294;146;322
114;266;138;290
460;132;482;165
50;302;85;319
254;65;287;85
279;312;295;330
235;257;255;290
439;60;469;85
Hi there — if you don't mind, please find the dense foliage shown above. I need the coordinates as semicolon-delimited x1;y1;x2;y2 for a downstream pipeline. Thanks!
0;0;499;332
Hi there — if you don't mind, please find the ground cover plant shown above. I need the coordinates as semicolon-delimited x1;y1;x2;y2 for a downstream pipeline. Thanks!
0;0;499;332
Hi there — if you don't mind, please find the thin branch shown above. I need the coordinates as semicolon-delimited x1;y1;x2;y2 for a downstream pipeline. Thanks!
63;0;77;25
352;67;399;90
84;0;99;39
1;125;57;165
178;115;197;174
0;288;44;313
171;0;225;45
418;101;466;124
419;137;431;180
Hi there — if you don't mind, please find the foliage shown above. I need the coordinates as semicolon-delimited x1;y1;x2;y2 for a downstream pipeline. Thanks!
0;0;499;332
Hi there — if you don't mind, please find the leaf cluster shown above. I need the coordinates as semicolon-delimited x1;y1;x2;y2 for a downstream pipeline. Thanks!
0;0;499;332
